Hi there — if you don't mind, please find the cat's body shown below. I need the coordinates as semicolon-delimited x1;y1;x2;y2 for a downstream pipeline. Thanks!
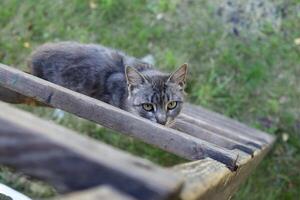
29;42;187;125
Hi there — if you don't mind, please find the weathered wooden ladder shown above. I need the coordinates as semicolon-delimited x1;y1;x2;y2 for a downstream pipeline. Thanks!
0;63;275;200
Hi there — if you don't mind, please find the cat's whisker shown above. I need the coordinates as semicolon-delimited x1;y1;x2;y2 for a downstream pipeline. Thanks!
166;120;176;128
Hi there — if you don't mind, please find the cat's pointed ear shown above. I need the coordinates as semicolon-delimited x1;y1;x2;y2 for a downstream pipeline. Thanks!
125;66;147;87
167;63;188;88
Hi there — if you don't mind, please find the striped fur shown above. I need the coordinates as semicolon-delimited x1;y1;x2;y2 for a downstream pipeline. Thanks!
28;42;187;125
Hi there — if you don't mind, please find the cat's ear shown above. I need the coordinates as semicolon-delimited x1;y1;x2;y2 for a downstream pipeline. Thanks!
125;66;148;87
167;63;188;88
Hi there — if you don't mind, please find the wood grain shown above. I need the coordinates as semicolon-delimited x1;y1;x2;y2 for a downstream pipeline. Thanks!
178;114;264;148
0;102;181;200
173;118;256;155
183;104;274;144
0;85;48;106
0;63;241;169
173;137;275;200
0;85;27;104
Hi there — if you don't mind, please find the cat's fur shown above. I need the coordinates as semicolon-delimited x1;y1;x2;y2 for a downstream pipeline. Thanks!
28;42;188;125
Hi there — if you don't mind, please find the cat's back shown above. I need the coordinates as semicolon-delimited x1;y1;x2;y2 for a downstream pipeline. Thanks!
29;42;125;77
28;41;129;99
31;41;120;62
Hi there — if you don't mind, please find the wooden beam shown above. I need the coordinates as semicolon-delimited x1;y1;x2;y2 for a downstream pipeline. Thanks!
173;118;257;155
0;85;47;106
0;85;261;155
177;114;264;148
0;102;181;200
183;104;274;144
0;85;26;103
173;137;275;200
0;63;241;169
53;186;137;200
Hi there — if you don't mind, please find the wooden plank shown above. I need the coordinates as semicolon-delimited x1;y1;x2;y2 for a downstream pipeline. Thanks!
0;86;262;155
183;104;274;144
0;63;241;169
53;186;137;200
173;137;275;200
0;85;256;155
178;114;264;149
0;85;47;106
0;85;27;104
173;118;256;155
0;102;181;200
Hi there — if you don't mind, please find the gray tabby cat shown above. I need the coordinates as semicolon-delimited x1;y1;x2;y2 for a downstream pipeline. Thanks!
28;42;188;125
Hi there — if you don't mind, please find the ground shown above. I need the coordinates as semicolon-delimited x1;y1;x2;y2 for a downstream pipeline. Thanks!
0;0;299;199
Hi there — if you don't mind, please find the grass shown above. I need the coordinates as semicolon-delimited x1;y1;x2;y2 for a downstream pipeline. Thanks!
0;0;299;199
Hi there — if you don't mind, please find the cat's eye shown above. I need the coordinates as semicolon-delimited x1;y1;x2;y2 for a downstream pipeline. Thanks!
167;101;177;110
142;103;154;111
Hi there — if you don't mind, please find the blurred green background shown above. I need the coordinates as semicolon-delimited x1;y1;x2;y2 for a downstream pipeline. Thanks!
0;0;299;199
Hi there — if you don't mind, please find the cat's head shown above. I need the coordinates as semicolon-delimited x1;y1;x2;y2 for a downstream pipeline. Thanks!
125;64;188;125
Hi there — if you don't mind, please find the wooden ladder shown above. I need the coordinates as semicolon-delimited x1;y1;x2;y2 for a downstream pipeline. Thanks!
0;63;275;200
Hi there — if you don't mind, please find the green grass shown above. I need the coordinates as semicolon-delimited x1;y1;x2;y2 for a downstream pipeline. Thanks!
0;0;300;199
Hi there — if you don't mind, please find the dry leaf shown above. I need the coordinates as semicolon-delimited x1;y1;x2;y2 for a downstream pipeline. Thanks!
23;42;30;48
89;1;97;9
282;133;289;142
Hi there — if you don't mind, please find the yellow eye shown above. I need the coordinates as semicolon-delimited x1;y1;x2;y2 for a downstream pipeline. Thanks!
167;101;177;110
142;103;154;111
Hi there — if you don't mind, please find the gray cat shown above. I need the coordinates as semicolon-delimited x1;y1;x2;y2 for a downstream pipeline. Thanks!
28;42;188;125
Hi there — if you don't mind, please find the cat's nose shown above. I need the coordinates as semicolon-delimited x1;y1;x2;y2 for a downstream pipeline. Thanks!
156;113;167;125
157;119;167;125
